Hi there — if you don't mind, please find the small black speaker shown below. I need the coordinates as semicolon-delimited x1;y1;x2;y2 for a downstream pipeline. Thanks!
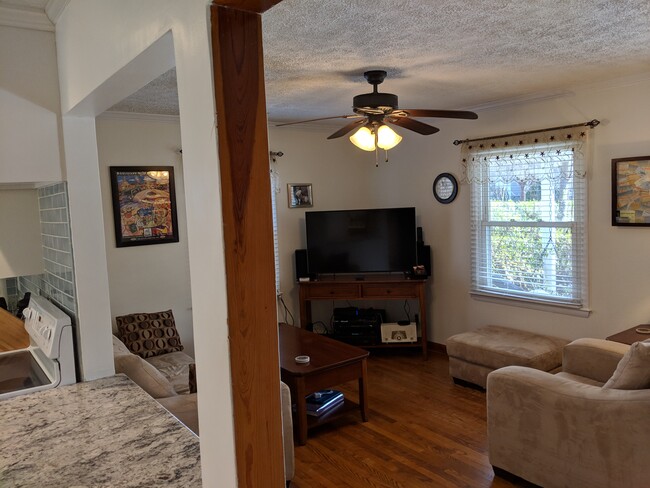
295;249;309;281
416;244;431;277
416;226;423;244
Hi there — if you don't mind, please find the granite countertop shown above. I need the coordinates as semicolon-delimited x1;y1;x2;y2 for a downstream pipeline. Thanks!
0;374;201;487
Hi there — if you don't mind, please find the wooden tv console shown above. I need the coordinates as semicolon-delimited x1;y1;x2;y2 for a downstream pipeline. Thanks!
298;275;429;359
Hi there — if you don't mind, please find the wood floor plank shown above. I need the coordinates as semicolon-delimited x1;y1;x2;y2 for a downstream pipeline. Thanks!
290;350;533;488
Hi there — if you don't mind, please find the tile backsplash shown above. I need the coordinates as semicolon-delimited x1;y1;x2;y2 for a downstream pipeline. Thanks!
18;182;77;322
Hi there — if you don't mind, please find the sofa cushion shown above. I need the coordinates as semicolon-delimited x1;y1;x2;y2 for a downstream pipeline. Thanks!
114;354;177;399
603;339;650;390
115;310;184;359
145;351;195;395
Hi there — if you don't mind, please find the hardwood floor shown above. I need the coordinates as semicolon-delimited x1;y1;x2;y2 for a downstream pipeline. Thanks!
290;350;533;488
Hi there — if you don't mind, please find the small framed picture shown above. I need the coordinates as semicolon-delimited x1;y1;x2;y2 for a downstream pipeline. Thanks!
288;183;313;208
612;156;650;226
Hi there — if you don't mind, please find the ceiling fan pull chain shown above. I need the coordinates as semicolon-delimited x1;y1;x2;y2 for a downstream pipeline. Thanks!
385;149;389;164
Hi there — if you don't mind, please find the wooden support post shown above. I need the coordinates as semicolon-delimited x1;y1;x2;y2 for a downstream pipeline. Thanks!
211;2;285;486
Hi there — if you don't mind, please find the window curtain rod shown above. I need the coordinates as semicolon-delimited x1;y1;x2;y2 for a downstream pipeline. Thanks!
452;119;600;146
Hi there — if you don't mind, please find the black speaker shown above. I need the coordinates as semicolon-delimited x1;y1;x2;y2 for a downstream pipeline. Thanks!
416;226;423;244
295;249;310;281
416;244;431;277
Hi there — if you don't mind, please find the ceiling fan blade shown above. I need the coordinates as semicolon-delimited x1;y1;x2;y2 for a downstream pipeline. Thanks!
388;117;439;135
327;119;367;139
400;109;478;120
276;115;360;127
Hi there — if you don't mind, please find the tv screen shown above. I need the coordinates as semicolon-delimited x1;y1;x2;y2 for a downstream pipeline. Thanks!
306;207;416;275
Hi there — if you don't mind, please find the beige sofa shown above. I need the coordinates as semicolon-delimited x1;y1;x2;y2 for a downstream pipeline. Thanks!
487;338;650;488
112;336;295;483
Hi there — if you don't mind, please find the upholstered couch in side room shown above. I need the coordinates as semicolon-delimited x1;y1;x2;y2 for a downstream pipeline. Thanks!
111;335;295;483
487;338;650;488
112;335;199;431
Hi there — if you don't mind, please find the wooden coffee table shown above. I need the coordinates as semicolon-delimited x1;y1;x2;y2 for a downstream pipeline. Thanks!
279;323;369;445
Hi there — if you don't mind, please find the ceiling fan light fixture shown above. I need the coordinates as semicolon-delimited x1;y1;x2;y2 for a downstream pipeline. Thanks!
349;126;376;151
376;124;402;150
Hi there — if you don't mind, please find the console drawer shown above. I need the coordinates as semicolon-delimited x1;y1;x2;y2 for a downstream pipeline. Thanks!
303;283;360;299
361;283;418;298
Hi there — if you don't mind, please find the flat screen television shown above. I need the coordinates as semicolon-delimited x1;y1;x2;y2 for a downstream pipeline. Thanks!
306;207;417;276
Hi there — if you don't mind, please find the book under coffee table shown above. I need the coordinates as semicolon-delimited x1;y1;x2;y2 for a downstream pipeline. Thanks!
279;323;369;445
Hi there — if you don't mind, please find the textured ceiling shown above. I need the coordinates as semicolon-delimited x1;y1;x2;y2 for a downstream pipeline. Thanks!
100;0;650;120
262;0;650;122
109;68;180;116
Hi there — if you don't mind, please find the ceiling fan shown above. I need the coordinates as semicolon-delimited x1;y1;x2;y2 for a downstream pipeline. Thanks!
277;70;478;155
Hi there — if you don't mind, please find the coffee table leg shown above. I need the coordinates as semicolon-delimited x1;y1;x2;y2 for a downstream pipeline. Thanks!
359;358;368;422
295;379;308;445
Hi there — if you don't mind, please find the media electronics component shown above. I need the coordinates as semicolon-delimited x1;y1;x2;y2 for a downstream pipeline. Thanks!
381;322;417;343
306;207;416;276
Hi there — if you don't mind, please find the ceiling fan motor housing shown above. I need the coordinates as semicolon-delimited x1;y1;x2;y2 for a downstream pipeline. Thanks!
353;92;398;112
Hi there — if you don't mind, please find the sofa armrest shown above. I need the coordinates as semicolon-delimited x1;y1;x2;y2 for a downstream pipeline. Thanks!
487;366;650;487
562;338;629;383
280;381;294;482
114;353;178;399
157;393;199;435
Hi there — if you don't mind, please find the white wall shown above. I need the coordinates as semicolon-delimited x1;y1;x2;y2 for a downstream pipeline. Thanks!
0;190;44;279
0;26;62;185
55;2;236;485
270;74;650;344
96;115;194;357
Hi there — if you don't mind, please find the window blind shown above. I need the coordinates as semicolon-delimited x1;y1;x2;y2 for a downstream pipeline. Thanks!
463;126;590;308
270;166;281;294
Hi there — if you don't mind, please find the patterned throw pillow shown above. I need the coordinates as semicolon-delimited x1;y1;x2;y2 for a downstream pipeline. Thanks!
115;310;184;359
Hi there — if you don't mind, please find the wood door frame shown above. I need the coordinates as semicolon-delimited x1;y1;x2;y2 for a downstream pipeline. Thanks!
210;1;286;486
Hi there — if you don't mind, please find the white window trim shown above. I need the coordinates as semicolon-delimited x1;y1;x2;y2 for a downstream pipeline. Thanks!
470;291;591;317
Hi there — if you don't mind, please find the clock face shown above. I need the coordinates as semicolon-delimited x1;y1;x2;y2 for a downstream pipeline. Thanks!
435;177;454;199
433;173;458;204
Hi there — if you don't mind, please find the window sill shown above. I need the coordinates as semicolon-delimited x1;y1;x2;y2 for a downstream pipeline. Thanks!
470;292;591;318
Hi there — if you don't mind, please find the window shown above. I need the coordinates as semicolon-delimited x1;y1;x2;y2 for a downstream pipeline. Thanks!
270;164;281;294
463;126;591;309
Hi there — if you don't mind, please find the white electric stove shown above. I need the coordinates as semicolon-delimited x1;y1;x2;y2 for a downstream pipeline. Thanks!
0;295;76;400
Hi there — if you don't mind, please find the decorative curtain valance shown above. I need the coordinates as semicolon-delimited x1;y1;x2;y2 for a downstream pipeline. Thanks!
460;122;598;184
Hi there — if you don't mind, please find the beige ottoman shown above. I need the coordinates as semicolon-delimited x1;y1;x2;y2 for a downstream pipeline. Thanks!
446;325;569;388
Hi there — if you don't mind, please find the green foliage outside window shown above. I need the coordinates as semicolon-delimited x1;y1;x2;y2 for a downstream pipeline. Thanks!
488;201;573;297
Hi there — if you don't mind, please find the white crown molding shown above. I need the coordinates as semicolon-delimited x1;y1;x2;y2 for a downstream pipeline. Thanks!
467;70;650;113
467;90;573;112
98;111;181;124
570;70;650;93
45;0;69;24
0;4;53;31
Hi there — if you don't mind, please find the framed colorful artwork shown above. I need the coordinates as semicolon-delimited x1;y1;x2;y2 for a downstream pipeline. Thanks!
110;166;180;247
612;156;650;226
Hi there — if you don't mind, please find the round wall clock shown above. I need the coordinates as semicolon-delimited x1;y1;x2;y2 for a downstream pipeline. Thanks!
433;173;458;204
